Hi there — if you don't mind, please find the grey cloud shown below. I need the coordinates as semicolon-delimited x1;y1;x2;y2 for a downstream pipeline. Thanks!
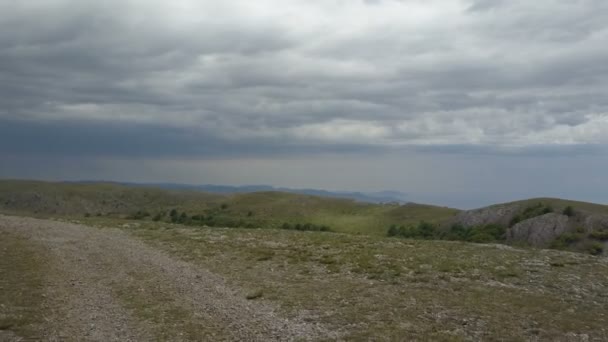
1;0;608;157
0;117;386;159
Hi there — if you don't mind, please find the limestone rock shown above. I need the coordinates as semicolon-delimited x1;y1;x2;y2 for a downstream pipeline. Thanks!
507;213;570;247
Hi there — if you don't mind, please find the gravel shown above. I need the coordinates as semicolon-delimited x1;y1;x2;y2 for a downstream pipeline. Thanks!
0;215;329;341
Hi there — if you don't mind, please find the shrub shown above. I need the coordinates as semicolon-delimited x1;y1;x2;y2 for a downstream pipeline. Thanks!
128;211;150;220
387;225;400;237
386;222;439;240
467;224;506;242
417;221;436;239
281;222;332;232
563;206;575;217
551;232;584;249
587;242;604;256
590;230;608;241
177;212;189;224
510;215;522;227
446;223;469;240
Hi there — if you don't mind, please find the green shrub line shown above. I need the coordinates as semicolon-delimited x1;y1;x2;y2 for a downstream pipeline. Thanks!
280;222;332;232
510;203;554;226
123;208;333;232
389;219;605;256
387;221;506;244
589;230;608;241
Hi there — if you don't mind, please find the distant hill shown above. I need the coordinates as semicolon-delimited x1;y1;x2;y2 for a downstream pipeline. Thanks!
101;182;410;204
3;180;606;254
0;180;455;235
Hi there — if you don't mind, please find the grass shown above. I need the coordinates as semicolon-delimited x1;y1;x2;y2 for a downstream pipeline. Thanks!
0;231;48;339
112;269;226;340
0;179;225;217
0;180;459;236
500;197;608;216
100;219;608;340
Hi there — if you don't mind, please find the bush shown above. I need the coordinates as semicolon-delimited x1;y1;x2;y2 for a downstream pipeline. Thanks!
510;215;522;227
417;221;436;238
562;206;575;217
281;222;332;232
468;224;506;242
551;232;584;249
177;212;189;224
590;230;608;241
128;211;151;220
387;225;400;237
587;242;604;256
386;222;438;240
443;223;469;241
510;203;554;227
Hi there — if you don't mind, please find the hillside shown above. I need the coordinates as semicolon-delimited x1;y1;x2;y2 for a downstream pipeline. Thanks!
2;180;607;254
448;198;608;255
0;180;458;236
0;180;226;216
114;182;410;204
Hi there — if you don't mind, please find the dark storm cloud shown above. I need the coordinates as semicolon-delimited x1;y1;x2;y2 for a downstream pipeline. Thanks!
0;118;384;159
1;0;608;158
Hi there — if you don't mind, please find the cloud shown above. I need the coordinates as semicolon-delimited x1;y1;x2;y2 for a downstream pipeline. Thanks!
1;0;607;160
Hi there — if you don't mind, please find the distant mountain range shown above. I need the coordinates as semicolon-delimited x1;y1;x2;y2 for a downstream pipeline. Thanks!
107;182;410;204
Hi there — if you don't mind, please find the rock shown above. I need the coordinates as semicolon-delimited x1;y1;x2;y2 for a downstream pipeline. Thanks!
584;214;608;231
506;213;570;247
451;204;521;227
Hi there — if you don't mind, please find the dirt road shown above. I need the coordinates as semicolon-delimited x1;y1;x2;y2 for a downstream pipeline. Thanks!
0;215;328;341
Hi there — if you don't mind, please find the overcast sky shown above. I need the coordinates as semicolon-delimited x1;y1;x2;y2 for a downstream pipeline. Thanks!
1;0;607;208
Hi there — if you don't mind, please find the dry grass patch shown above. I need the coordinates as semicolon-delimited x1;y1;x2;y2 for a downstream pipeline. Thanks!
114;222;608;340
0;231;49;340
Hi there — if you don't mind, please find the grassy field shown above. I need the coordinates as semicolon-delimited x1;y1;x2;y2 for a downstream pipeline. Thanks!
77;218;608;341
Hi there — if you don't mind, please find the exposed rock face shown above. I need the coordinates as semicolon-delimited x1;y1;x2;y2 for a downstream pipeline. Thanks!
507;213;570;247
584;215;608;231
451;204;521;228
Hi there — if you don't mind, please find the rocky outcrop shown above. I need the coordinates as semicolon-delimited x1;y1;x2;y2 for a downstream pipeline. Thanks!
584;214;608;232
506;213;570;247
451;204;521;228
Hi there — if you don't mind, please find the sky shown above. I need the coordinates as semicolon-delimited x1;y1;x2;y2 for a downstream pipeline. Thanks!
1;0;608;209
